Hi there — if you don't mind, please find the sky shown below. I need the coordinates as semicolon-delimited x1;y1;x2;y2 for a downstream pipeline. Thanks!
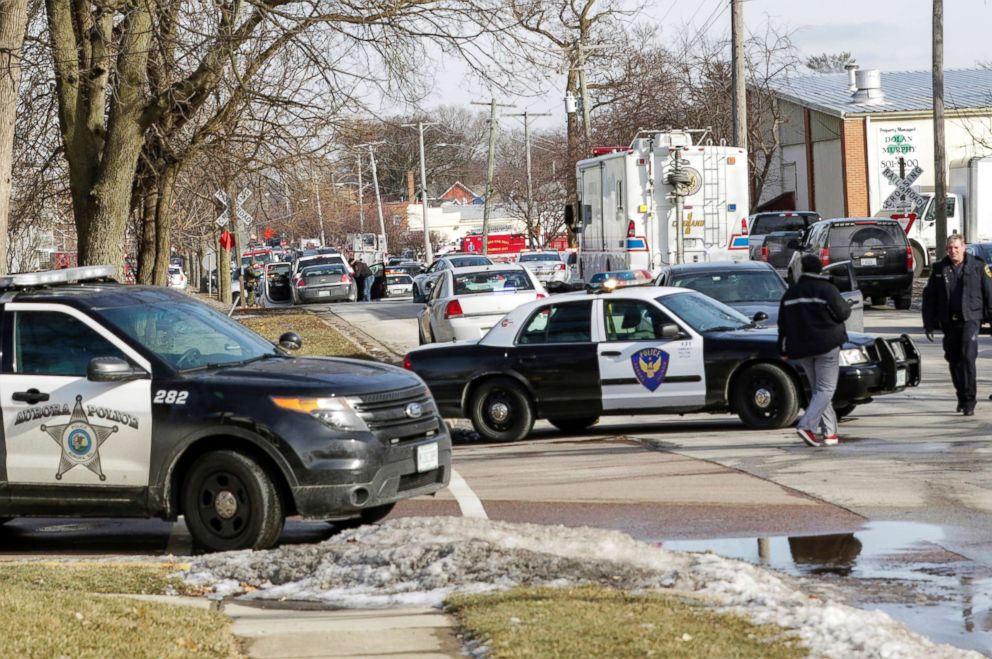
417;0;992;133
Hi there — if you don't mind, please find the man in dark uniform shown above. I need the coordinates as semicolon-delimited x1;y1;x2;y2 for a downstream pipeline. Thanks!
922;234;992;415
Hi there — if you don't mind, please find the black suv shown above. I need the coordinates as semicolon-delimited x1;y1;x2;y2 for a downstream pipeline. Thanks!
0;266;450;551
790;218;913;309
747;211;821;264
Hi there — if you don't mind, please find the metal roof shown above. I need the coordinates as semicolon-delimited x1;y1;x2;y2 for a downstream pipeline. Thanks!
769;69;992;118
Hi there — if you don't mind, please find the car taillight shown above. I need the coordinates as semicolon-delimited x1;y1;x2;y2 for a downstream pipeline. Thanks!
444;299;464;319
627;220;635;238
297;278;305;287
536;293;546;299
403;354;412;370
761;245;769;261
341;274;351;283
820;247;830;268
558;263;566;270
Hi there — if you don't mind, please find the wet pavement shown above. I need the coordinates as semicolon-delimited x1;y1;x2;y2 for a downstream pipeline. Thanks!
663;522;992;655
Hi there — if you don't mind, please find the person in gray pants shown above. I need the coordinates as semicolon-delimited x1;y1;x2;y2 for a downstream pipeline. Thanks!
777;254;851;447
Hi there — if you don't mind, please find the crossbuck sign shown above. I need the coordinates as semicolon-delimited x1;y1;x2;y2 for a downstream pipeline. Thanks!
881;165;926;212
214;189;253;228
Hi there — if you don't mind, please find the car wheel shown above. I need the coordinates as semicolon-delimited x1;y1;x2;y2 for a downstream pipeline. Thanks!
870;296;887;308
469;377;535;442
548;417;599;433
834;403;857;419
894;292;912;310
733;363;799;429
181;450;285;552
413;285;423;303
912;244;925;278
326;503;396;531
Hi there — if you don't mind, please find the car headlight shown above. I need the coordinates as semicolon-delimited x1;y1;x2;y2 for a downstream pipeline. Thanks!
838;347;870;366
271;396;369;431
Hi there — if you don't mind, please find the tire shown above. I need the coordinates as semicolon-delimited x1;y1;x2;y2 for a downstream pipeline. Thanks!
733;363;799;429
326;503;396;530
870;296;887;308
834;403;857;419
418;324;428;345
469;377;535;442
912;244;925;278
181;450;285;552
548;417;599;433
413;285;424;303
894;292;912;310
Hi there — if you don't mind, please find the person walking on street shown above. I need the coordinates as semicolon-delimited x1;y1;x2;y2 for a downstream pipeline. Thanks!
922;234;992;415
778;254;852;447
351;258;373;302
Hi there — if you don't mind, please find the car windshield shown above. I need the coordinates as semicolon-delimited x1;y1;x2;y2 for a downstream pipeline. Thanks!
659;291;752;332
298;256;343;270
829;223;905;248
98;299;281;371
267;264;291;276
519;253;560;262
669;270;786;303
303;265;345;277
449;256;492;267
750;214;815;234
453;270;534;295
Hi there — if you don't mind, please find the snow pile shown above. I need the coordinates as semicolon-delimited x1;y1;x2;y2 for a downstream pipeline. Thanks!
182;517;981;659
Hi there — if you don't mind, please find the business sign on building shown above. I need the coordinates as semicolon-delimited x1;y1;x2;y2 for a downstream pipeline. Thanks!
871;123;935;214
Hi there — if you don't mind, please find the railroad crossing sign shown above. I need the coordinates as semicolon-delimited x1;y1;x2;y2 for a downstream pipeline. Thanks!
214;189;253;227
881;165;926;212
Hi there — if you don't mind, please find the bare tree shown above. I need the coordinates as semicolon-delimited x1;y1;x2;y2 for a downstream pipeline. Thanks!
805;52;854;74
0;0;29;274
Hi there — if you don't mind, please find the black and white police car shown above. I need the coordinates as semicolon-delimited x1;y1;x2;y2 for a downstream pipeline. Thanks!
0;266;450;551
403;285;920;442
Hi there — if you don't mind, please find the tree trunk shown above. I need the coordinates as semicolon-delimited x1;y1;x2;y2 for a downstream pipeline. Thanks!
138;184;158;283
151;165;177;286
0;0;28;276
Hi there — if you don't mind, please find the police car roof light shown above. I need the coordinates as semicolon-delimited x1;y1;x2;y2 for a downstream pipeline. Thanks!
0;265;117;289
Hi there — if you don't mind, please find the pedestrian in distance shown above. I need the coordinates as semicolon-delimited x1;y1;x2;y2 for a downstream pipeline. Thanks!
778;253;852;447
350;258;373;302
922;234;992;415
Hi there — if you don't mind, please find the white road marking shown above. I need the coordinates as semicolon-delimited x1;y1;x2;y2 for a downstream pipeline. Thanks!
166;515;193;555
448;469;488;519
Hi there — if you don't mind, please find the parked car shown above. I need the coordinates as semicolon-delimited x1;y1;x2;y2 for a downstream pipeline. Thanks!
413;254;494;302
293;263;357;304
167;265;187;290
747;211;821;263
386;273;415;297
788;218;914;309
417;265;546;344
966;242;992;263
586;269;654;292
292;253;351;279
386;261;424;278
403;286;921;442
518;251;570;288
264;261;293;303
655;261;787;325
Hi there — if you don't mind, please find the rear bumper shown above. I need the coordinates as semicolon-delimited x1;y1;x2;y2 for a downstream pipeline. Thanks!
298;286;353;302
846;273;913;297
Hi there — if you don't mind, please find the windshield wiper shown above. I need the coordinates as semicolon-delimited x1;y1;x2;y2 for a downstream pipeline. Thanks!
705;325;747;332
182;353;283;373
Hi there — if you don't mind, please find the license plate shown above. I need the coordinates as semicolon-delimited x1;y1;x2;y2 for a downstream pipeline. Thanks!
318;290;330;297
417;442;438;473
860;257;877;267
896;369;907;387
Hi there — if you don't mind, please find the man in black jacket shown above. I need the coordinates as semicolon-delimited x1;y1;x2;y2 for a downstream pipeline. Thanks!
922;234;992;415
778;254;852;447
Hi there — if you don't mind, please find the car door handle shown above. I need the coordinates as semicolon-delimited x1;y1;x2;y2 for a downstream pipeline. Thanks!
13;389;49;404
517;355;538;362
600;350;622;357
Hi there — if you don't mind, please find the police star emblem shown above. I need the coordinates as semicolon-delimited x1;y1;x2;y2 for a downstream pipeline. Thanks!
41;395;118;481
631;348;670;392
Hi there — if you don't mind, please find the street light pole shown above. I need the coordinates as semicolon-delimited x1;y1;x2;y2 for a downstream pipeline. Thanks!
358;142;388;257
312;165;327;247
403;121;438;263
356;153;366;232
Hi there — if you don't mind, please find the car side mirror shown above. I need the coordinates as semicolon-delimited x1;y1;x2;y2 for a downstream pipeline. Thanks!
752;311;769;322
278;331;303;351
564;204;575;230
660;323;682;340
87;357;147;383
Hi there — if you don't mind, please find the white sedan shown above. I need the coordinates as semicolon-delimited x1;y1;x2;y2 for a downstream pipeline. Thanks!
418;265;547;344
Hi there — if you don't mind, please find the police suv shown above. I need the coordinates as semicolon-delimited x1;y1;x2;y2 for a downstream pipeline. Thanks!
404;285;920;442
0;266;450;551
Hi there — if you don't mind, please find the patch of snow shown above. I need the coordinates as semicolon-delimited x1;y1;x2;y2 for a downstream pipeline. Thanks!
182;517;981;659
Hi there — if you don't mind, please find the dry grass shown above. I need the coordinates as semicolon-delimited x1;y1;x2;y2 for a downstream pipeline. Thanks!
237;312;368;359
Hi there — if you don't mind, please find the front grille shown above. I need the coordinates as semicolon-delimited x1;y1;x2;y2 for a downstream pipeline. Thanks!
887;339;906;361
353;385;440;442
399;468;444;492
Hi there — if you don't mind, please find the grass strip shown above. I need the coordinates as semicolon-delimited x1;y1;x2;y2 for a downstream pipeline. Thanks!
447;585;805;659
0;563;239;658
238;312;367;359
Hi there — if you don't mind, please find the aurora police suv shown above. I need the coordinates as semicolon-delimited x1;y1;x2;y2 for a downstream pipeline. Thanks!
0;266;450;551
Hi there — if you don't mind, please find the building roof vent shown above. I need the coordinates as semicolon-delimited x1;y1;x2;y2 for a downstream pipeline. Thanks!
851;69;885;104
845;62;859;91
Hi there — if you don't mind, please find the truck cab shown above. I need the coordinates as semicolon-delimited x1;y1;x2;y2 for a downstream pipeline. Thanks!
874;193;960;277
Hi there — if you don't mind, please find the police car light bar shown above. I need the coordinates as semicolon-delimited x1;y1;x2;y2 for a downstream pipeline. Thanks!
0;265;117;289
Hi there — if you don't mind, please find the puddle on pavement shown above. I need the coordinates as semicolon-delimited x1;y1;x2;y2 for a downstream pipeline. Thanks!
660;521;992;655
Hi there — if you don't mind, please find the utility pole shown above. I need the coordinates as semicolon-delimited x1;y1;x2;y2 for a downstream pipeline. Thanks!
357;142;388;258
356;153;366;232
403;121;438;263
577;42;593;149
731;0;748;149
507;111;552;248
472;99;514;254
312;165;327;247
933;0;947;245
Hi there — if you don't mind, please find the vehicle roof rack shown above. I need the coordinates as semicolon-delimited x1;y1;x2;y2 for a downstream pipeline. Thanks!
0;265;117;290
